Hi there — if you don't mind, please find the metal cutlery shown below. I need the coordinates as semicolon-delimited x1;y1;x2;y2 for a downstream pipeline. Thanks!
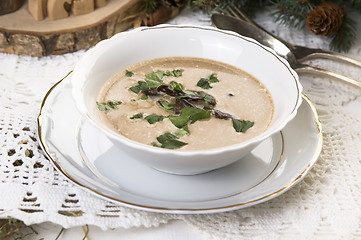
223;5;361;68
211;13;361;88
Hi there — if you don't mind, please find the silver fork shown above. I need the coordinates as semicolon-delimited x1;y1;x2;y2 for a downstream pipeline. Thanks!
224;4;361;68
212;5;361;88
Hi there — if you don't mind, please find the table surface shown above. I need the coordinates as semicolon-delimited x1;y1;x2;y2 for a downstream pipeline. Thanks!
23;220;207;239
2;4;361;240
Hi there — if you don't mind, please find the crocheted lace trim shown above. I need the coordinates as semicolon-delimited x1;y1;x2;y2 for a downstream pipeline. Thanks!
1;7;361;239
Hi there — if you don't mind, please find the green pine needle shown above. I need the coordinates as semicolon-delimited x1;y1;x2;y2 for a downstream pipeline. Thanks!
192;0;268;16
191;0;360;52
347;0;361;11
138;0;161;13
271;0;316;29
330;16;357;52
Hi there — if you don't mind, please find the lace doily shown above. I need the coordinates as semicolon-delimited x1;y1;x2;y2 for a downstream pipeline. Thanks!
1;6;361;240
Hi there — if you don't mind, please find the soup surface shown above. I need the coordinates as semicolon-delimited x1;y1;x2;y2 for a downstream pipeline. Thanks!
97;57;274;150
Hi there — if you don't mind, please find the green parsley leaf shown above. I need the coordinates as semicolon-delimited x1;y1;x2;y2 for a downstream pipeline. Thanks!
199;91;216;105
125;70;134;77
232;119;254;133
156;133;187;149
145;114;166;124
145;70;165;88
152;142;160;147
146;79;162;88
169;107;211;128
169;81;184;91
197;78;212;89
165;69;183;77
130;81;150;94
150;70;165;80
157;132;177;142
197;74;219;89
173;125;190;138
130;113;143;119
168;115;189;128
96;101;122;111
140;94;148;100
159;100;175;112
179;107;211;124
174;69;183;77
208;74;219;83
182;90;197;96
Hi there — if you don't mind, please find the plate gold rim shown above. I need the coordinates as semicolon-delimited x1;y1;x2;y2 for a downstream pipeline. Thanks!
37;73;322;214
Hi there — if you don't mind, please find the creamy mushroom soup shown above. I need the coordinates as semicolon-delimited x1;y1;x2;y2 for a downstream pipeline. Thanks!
96;57;274;150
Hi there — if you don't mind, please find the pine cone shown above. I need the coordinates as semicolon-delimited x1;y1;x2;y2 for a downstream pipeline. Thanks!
306;2;344;36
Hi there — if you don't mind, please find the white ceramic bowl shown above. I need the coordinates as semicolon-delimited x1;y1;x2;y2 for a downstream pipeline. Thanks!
71;25;302;175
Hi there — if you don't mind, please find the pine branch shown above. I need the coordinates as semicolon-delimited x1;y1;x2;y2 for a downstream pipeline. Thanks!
270;0;316;29
330;16;357;52
191;0;215;13
190;0;360;52
191;0;268;16
138;0;161;13
345;0;361;11
347;0;361;8
216;0;269;17
328;0;361;11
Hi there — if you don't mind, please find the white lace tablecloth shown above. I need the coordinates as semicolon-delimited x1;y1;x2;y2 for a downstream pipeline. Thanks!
1;6;361;240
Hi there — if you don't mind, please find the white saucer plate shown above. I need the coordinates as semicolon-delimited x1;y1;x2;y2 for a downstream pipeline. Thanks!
37;73;322;214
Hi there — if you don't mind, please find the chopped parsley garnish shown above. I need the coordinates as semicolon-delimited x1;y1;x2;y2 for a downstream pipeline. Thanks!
145;70;165;88
102;67;255;149
182;90;197;96
174;90;216;108
140;94;148;100
145;114;166;124
197;74;219;89
168;115;189;128
125;70;134;77
158;100;175;112
169;107;211;128
130;70;184;94
156;133;187;149
96;101;122;111
196;78;211;89
169;81;184;91
165;69;183;77
199;91;215;105
130;113;143;119
173;126;189;138
180;107;211;124
208;74;219;83
232;119;254;133
130;81;150;94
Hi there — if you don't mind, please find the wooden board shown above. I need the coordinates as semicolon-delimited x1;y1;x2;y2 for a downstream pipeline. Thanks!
0;0;139;56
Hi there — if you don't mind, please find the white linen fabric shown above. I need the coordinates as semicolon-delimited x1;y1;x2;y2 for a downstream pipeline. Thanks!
1;6;361;240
